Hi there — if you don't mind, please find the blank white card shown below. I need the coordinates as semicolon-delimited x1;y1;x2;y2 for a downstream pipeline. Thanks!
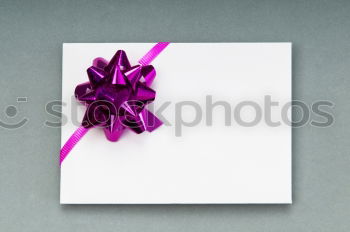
61;43;291;204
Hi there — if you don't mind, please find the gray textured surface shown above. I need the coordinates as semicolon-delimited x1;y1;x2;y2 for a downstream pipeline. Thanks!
0;0;349;231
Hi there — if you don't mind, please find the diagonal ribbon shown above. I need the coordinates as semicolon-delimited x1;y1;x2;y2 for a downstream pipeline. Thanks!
60;126;89;165
138;42;170;66
60;42;170;166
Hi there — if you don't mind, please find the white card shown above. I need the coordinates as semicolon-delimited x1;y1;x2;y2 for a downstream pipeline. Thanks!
60;43;292;204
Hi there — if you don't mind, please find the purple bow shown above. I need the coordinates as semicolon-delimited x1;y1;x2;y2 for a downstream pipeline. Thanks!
60;42;170;165
75;50;162;142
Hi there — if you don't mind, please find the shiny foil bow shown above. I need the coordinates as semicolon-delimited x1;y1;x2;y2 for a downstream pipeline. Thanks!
75;50;162;141
60;42;170;165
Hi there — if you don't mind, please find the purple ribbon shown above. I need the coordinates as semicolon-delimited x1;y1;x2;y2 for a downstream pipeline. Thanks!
60;42;170;165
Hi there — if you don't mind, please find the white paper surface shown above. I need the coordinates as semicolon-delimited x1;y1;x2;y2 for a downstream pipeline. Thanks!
61;43;292;204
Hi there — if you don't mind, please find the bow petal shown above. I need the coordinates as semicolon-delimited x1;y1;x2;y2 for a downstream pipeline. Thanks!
110;66;127;85
103;115;125;141
93;57;108;69
124;65;142;90
135;83;156;103
141;65;156;86
75;82;91;99
78;89;97;103
141;109;163;132
87;66;107;88
105;50;131;72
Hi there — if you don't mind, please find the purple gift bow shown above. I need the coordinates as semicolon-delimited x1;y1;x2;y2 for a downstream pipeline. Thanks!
60;42;170;165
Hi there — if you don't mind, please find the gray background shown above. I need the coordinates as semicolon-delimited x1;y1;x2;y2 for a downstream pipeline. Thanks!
0;0;349;231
